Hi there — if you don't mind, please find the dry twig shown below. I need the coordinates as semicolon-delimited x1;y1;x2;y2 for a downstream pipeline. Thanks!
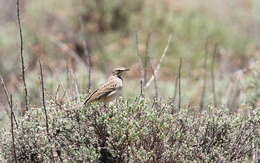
83;40;92;92
78;8;92;91
173;75;179;103
39;61;55;162
200;38;209;111
140;80;144;97
70;68;80;100
10;95;18;163
211;44;217;107
150;62;159;99
0;75;19;128
144;35;172;89
39;61;49;135
145;35;159;99
135;33;145;85
178;57;182;111
143;34;151;84
16;0;29;112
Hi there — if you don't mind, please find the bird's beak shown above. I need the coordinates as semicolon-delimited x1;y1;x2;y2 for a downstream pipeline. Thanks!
124;68;130;71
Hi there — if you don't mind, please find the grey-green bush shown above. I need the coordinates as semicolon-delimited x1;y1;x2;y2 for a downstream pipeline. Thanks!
0;97;259;162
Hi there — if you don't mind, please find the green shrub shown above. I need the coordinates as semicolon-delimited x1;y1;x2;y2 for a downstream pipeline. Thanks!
1;97;259;162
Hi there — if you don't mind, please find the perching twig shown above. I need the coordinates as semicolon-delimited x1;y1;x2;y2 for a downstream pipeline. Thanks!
16;0;29;112
144;35;172;89
211;44;217;107
39;61;49;135
0;75;19;128
178;58;182;111
10;95;18;163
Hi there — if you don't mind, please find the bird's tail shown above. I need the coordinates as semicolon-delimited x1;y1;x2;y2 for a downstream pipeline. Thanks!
83;89;98;105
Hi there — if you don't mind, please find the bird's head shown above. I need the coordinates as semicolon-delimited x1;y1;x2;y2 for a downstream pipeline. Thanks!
112;67;129;77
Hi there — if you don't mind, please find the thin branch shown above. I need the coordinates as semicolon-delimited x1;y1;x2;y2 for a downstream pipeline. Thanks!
143;33;151;84
211;44;217;107
200;39;209;111
78;4;92;92
66;62;72;96
140;80;144;98
39;61;55;162
172;75;179;103
0;76;10;115
228;81;240;112
83;40;92;92
54;84;61;102
59;81;68;103
87;49;92;92
54;82;67;108
135;33;145;85
16;0;29;112
39;61;49;135
10;95;18;163
70;68;80;100
178;57;182;111
145;35;159;99
144;35;172;89
149;61;159;99
0;75;19;128
135;33;146;97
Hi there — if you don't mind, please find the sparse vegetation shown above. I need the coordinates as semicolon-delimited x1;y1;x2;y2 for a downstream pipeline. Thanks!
1;98;259;162
0;0;260;162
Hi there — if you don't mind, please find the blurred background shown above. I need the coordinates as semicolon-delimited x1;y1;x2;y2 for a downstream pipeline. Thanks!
0;0;259;124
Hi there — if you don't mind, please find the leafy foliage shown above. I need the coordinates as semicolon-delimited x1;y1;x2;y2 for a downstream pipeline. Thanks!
1;98;259;162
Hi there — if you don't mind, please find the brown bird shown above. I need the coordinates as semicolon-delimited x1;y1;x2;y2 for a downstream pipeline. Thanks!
84;67;129;105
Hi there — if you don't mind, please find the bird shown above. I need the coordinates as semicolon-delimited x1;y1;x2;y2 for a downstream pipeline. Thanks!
84;67;129;105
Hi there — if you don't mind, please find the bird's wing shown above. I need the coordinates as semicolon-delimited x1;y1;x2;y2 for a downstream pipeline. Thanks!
84;79;120;104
